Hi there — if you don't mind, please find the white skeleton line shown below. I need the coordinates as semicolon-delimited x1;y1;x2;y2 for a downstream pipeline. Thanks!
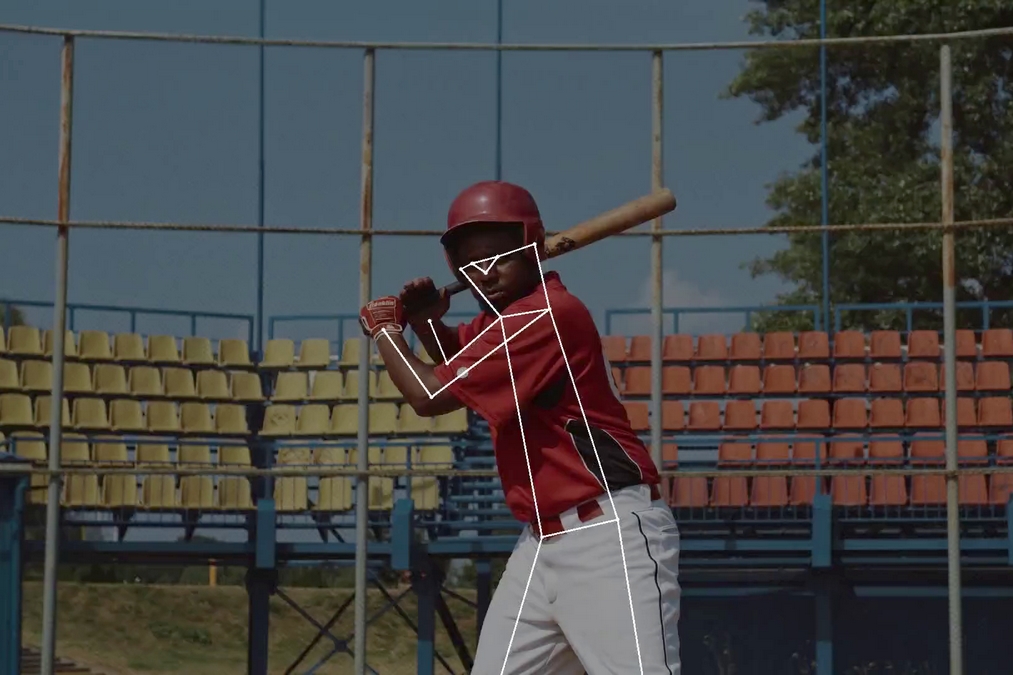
376;241;646;674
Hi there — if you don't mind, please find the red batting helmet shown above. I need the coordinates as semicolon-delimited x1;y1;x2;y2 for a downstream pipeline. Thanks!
441;181;545;273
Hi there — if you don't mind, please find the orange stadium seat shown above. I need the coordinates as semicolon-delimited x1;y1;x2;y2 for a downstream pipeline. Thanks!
610;367;623;393
798;364;831;394
832;364;866;393
975;361;1011;391
796;400;830;430
751;439;790;507
695;334;728;361
829;435;866;506
712;440;751;507
727;365;760;395
869;331;902;360
622;401;649;431
723;400;756;431
903;362;938;392
907;331;940;359
833;331;866;359
981;329;1013;358
958;438;988;465
977;397;1013;427
906;398;941;428
939;361;975;392
623;367;651;396
869;398;904;428
789;439;827;506
990;439;1013;504
868;363;902;393
729;333;761;361
868;437;907;506
687;402;721;431
692;365;726;395
670;451;709;508
762;365;796;394
954;330;978;358
627;336;651;362
662;366;691;395
832;398;867;430
759;401;795;430
661;401;684;431
797;331;830;360
601;335;627;363
662;335;693;362
761;332;796;361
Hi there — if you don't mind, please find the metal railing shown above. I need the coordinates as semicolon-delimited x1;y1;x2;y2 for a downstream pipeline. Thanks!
2;19;1008;675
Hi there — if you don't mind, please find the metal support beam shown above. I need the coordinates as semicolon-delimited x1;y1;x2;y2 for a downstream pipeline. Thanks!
255;0;266;351
40;35;75;675
354;46;376;675
476;559;492;633
0;459;28;675
939;43;964;675
415;568;437;675
649;50;664;470
819;0;831;327
815;578;834;675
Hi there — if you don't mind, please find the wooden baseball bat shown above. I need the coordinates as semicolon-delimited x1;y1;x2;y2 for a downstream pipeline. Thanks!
405;188;677;317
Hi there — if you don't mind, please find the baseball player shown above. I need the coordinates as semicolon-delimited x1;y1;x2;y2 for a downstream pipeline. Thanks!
360;181;681;674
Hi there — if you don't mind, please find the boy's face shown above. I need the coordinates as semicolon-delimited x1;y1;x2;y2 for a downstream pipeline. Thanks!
446;223;539;313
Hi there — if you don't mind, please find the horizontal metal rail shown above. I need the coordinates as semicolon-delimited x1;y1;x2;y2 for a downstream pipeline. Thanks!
2;22;1012;50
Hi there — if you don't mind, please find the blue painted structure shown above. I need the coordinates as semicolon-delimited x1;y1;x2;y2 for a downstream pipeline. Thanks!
2;298;1013;673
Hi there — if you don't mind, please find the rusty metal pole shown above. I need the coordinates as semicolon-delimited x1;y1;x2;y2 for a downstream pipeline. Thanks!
353;47;375;675
939;43;964;675
650;50;664;470
40;35;74;675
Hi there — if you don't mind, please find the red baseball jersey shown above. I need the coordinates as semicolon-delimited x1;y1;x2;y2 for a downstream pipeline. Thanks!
432;272;659;524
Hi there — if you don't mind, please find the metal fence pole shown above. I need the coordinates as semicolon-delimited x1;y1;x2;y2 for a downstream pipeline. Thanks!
649;50;664;470
819;0;831;328
40;34;75;675
255;0;266;351
354;46;376;675
939;43;964;675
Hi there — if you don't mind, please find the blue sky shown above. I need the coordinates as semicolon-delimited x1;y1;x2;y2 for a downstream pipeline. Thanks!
0;0;813;347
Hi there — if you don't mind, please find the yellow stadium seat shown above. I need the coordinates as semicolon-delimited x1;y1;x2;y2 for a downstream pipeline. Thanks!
147;335;180;364
129;366;164;398
277;443;312;466
231;371;264;402
93;439;129;465
93;364;128;395
178;442;212;465
163;367;197;399
7;326;42;356
215;404;249;435
182;337;215;366
0;393;34;428
413;445;453;510
34;396;71;429
259;339;294;369
397;404;432;434
142;475;178;509
64;362;93;394
0;326;4;354
314;447;353;512
340;369;378;400
60;434;101;507
274;477;308;512
12;431;46;462
78;330;112;361
339;339;362;367
297;338;331;369
433;409;468;434
196;370;230;401
260;404;295;436
137;442;171;465
180;402;214;434
295;404;330;436
217;477;253;510
375;370;403;400
217;339;252;368
145;401;180;433
329;404;358;436
112;333;146;362
72;397;109;431
369;403;399;435
180;476;215;509
272;371;308;402
20;360;52;393
42;329;77;359
0;359;18;391
368;446;397;510
309;371;343;402
102;474;138;508
218;442;251;466
109;399;145;432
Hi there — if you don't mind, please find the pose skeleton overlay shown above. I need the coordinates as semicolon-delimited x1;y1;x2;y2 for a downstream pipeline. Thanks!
359;181;681;674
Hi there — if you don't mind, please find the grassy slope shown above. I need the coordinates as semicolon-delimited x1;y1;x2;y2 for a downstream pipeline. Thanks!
21;582;479;675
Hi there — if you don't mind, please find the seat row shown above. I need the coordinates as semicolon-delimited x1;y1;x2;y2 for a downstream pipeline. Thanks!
622;397;1013;432
613;361;1011;397
604;328;1013;363
261;403;468;437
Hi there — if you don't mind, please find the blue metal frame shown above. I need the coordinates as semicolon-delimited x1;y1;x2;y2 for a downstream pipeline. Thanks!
0;298;254;346
268;311;477;352
833;300;1013;332
604;304;822;335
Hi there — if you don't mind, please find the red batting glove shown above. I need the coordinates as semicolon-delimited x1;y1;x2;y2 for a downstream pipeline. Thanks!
360;295;404;340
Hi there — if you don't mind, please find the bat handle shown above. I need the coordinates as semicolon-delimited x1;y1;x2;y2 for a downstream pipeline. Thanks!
402;280;469;322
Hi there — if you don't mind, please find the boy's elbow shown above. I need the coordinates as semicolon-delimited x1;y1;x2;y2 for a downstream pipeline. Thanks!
409;393;435;417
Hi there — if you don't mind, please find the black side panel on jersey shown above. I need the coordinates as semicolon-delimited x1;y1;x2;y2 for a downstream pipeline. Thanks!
563;418;643;491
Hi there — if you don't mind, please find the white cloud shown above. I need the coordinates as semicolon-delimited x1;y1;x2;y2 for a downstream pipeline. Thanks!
614;269;745;336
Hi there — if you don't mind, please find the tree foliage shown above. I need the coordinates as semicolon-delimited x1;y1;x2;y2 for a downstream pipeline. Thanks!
728;0;1013;332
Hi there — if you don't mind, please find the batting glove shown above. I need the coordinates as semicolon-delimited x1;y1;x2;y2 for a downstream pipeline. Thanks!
360;296;404;340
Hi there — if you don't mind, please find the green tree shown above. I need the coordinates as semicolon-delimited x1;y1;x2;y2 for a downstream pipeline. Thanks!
727;0;1013;333
0;303;25;328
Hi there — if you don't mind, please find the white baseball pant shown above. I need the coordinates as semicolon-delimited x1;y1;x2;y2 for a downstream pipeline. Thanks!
471;484;681;674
